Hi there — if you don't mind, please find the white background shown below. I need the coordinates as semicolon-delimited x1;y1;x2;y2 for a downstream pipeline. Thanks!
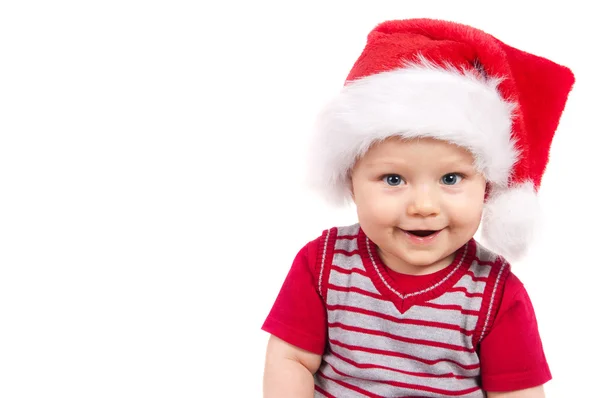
0;1;597;397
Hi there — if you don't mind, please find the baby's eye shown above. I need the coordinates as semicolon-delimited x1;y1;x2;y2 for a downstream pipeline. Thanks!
384;174;404;186
441;173;463;185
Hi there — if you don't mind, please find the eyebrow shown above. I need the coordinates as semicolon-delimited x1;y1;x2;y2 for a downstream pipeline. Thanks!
362;160;407;168
364;157;475;168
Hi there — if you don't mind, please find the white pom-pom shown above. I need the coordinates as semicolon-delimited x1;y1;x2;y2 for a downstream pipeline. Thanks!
481;181;540;261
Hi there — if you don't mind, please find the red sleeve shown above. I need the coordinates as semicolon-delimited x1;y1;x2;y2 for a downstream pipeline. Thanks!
261;236;327;355
479;272;552;392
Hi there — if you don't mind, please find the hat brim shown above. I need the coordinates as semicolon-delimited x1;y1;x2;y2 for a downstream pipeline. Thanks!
308;62;519;205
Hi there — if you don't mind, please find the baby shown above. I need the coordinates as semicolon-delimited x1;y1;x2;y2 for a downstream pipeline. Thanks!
262;18;574;397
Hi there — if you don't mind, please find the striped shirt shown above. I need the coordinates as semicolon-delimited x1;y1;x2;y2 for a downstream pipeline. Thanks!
314;224;508;397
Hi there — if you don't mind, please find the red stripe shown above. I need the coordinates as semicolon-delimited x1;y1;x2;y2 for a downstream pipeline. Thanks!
419;302;479;316
446;286;484;298
330;322;474;352
328;285;383;299
474;256;496;266
330;339;480;370
333;248;360;256
327;304;474;336
336;234;359;239
477;259;508;343
330;348;473;379
327;363;481;396
330;265;369;278
465;270;488;282
314;384;334;398
318;228;337;303
317;369;385;398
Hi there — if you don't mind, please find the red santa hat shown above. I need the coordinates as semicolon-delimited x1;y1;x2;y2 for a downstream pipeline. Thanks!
308;19;575;261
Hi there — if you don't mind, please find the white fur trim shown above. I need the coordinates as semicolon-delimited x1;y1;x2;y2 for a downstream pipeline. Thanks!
307;61;519;205
481;182;539;261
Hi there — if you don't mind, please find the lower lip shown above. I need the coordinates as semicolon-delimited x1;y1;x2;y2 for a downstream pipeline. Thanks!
401;229;443;245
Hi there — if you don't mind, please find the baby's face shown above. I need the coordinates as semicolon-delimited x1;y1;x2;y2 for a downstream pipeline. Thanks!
350;137;486;275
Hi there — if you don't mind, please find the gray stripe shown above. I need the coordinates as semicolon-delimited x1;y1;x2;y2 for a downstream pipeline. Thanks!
454;277;486;294
428;291;483;311
319;362;484;397
315;371;363;397
475;243;498;263
328;309;474;349
319;363;381;397
313;389;326;398
324;354;480;392
329;269;380;294
329;326;480;364
337;224;360;237
409;304;479;331
332;253;365;271
459;389;487;398
327;289;393;314
334;236;358;251
327;290;478;328
468;261;492;278
326;343;481;378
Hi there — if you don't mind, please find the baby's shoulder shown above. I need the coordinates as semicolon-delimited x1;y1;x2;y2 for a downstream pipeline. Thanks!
473;239;510;268
324;223;361;237
302;223;361;268
310;223;361;247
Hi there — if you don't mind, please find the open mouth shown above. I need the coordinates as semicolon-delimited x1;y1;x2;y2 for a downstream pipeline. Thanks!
406;230;438;237
399;228;443;244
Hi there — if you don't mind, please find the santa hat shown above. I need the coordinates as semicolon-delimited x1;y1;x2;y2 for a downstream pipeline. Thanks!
308;19;575;261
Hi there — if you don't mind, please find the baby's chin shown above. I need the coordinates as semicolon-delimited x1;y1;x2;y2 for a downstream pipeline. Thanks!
377;245;455;273
400;252;453;268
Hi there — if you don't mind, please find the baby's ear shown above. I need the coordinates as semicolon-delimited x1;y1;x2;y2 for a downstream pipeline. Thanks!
347;173;355;200
484;182;492;202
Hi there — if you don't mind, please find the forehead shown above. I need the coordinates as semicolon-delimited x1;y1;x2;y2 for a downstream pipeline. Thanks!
359;136;475;165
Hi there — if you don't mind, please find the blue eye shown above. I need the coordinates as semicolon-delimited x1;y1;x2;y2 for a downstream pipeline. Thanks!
441;173;463;185
384;174;404;186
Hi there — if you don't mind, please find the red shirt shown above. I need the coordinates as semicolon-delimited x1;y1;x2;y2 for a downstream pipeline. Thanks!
262;235;551;392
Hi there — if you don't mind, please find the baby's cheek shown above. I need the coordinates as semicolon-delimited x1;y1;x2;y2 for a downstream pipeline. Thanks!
374;201;403;224
358;197;396;224
449;201;484;227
